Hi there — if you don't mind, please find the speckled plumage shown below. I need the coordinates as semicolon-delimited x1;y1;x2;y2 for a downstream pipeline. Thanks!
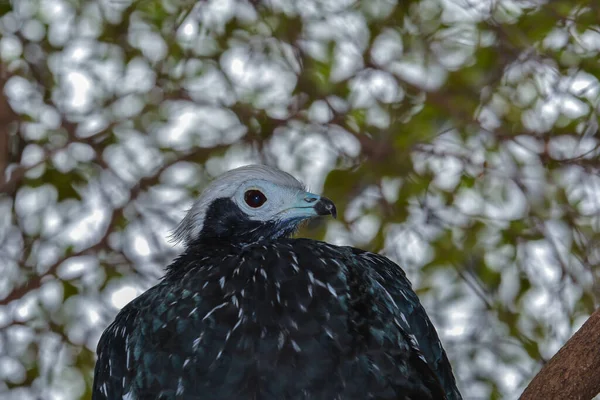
93;165;461;400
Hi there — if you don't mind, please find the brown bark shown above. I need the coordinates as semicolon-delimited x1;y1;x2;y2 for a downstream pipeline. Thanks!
0;64;17;187
520;308;600;400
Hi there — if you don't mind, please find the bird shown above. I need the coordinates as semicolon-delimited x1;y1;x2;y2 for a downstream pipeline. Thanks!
92;164;462;400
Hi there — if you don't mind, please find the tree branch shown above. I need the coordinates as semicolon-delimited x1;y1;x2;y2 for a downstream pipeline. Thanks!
520;308;600;400
0;64;18;188
0;145;229;306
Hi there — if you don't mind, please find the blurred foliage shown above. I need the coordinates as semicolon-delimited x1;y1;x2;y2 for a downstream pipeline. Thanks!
1;0;600;399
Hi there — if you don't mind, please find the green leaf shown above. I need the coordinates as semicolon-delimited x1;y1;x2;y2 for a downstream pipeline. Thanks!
63;281;79;300
24;165;86;201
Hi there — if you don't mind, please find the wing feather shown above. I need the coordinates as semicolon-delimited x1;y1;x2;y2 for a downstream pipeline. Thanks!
348;247;462;400
92;306;139;400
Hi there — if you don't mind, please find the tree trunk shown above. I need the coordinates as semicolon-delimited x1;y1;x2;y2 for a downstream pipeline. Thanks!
520;308;600;400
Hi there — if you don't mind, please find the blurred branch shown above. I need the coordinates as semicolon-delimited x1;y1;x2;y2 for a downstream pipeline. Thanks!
1;224;112;306
0;144;228;306
0;128;106;196
520;308;600;400
0;64;18;187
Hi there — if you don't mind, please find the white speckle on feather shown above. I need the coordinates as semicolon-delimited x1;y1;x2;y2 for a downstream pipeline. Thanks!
373;278;398;309
233;315;244;331
291;253;299;272
291;340;301;352
176;377;184;395
203;302;228;321
326;283;337;297
400;313;408;327
408;333;421;348
192;333;204;351
126;348;132;369
219;276;226;289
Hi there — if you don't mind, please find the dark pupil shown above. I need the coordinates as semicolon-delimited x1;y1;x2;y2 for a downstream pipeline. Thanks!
244;190;267;208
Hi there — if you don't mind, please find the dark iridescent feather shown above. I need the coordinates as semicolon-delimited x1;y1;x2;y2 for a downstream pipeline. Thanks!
94;239;460;399
93;166;461;400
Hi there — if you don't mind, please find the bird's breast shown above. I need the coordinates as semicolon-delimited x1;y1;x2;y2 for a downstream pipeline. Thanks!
162;247;357;398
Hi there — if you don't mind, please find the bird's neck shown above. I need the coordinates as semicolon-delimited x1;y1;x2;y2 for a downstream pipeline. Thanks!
196;198;301;246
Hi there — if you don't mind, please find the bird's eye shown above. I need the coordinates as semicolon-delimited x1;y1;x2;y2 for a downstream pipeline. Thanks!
244;189;267;208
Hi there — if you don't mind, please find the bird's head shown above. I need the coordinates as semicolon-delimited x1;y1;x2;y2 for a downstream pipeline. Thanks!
172;165;336;246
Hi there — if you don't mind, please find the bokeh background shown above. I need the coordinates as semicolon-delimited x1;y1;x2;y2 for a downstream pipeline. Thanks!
1;0;599;399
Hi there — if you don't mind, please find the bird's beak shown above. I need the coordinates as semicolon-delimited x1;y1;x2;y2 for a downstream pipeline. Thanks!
312;196;337;219
290;192;337;219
